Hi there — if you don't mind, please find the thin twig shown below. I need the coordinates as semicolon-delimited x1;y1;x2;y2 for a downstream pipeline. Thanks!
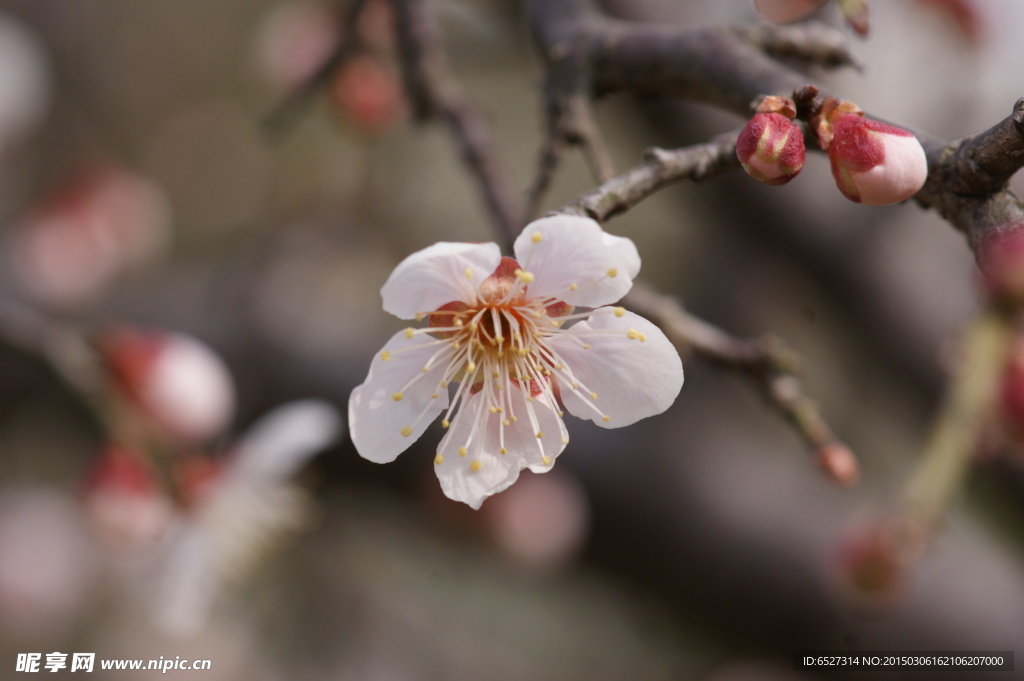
562;134;740;222
391;0;522;247
622;281;858;485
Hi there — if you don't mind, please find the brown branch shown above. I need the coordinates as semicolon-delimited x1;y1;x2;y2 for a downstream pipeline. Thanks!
562;133;739;222
622;281;858;486
392;0;522;247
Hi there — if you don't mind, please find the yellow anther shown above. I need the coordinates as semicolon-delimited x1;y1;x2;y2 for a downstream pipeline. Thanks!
392;392;404;402
401;426;413;437
469;460;482;472
495;407;504;413
515;269;535;284
495;336;505;344
500;447;507;455
526;396;534;403
582;344;590;349
536;431;544;439
465;267;473;279
496;383;504;390
489;406;498;414
572;382;579;390
518;348;528;357
441;419;451;429
502;419;511;426
557;410;564;418
542;455;551;466
561;437;569;444
532;232;542;243
381;350;392;361
569;283;578;291
602;415;611;423
415;313;424;322
451;340;461;348
439;381;449;388
405;327;415;339
607;267;618;278
458;446;468;457
422;367;430;373
467;361;477;373
614;307;626;318
434;454;444;465
550;320;561;327
639;333;647;342
590;392;598;400
455;318;464;327
627;328;640;340
497;350;504;358
431;393;440;399
470;322;478;331
511;416;518;422
492;370;500;378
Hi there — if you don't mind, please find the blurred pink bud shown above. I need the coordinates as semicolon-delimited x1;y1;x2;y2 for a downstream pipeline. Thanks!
83;446;174;551
831;516;923;607
330;56;405;135
914;0;982;45
837;0;870;36
100;328;236;444
754;0;827;24
823;112;927;205
816;443;859;486
736;111;805;186
482;469;589;573
976;228;1024;305
11;165;170;311
255;3;339;91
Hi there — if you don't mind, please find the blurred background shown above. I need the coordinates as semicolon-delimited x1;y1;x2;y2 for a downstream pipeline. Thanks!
0;0;1022;679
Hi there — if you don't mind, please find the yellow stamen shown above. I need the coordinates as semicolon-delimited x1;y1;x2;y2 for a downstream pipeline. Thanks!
401;426;413;437
607;268;618;278
469;460;482;472
434;454;444;465
532;232;542;243
392;392;404;402
614;307;625;318
381;351;392;361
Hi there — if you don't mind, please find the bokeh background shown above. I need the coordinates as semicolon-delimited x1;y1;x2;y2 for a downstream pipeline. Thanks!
0;0;1023;679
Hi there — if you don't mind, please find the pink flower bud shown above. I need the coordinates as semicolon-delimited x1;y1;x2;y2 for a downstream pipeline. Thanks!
736;112;806;186
825;113;927;205
329;55;405;135
754;0;828;24
976;228;1024;304
100;328;236;444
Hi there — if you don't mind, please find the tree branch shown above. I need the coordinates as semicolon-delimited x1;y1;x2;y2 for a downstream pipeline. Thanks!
391;0;522;247
622;281;857;485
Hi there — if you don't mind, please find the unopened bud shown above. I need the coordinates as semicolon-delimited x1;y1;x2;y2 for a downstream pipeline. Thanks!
816;100;927;205
100;328;236;444
329;55;404;135
754;0;828;24
976;227;1024;305
832;516;923;607
816;443;859;486
736;106;806;186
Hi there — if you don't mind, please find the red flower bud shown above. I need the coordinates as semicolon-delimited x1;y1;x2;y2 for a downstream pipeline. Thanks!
823;112;927;205
99;328;236;444
736;112;806;186
976;228;1024;305
754;0;828;24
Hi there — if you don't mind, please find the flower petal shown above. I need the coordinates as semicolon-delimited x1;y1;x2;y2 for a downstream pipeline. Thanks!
349;329;452;463
435;388;567;509
381;241;501;319
549;308;683;428
513;215;640;308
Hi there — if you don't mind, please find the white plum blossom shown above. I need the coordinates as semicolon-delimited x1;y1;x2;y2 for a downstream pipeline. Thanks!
349;215;684;509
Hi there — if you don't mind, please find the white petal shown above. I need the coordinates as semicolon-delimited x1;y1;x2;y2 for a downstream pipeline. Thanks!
550;308;683;428
435;389;567;509
381;241;501;319
513;215;640;308
349;330;452;463
853;133;927;206
227;400;342;483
